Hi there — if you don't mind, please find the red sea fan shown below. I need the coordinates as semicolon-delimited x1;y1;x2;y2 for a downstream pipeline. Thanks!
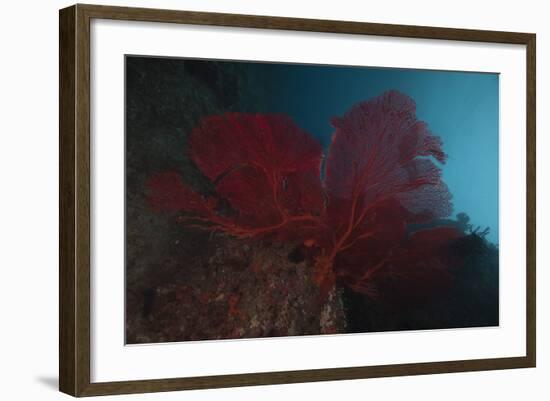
147;113;325;240
335;225;463;302
147;171;216;214
325;90;451;227
314;90;457;295
147;91;462;302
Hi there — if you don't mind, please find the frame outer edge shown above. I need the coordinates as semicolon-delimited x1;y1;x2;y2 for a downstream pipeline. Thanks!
59;3;537;397
60;4;93;397
59;5;77;397
75;3;93;397
525;34;536;367
75;3;533;43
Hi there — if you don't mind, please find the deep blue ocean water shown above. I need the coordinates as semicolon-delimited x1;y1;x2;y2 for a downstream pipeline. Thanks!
249;63;499;243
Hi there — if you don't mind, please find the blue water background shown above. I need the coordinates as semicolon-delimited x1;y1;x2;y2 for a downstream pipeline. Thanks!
246;63;499;243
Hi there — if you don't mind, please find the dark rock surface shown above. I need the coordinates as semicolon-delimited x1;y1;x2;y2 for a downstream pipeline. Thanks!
126;235;345;343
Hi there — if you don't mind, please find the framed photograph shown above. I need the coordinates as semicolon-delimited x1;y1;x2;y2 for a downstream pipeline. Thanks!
59;4;536;397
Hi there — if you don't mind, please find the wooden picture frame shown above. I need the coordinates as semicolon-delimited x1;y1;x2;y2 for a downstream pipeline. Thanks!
59;3;536;397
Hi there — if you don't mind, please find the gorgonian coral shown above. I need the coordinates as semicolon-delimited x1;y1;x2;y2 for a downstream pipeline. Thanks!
147;90;462;301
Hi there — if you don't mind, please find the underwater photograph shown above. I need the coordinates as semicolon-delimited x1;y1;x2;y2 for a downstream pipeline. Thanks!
125;55;499;344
